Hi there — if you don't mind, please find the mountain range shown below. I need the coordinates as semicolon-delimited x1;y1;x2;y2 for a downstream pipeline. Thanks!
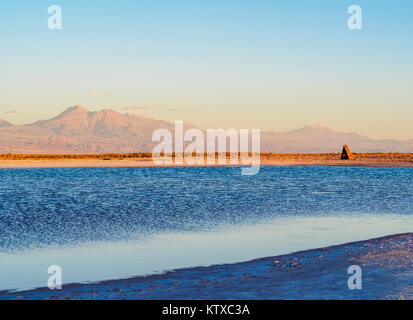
0;105;412;153
0;119;12;128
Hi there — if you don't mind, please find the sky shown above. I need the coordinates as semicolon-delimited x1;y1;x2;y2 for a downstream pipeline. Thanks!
0;0;412;139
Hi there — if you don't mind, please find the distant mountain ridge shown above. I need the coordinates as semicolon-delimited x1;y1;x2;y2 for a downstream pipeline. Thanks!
0;118;12;128
0;106;412;153
0;105;176;153
260;124;413;153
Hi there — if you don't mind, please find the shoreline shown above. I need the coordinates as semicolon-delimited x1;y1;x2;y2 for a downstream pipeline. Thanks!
1;233;412;300
1;159;413;169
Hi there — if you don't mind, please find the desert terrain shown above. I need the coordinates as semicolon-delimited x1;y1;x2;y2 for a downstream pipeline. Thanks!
0;153;413;168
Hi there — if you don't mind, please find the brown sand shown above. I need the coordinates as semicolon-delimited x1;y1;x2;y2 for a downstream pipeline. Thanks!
1;153;413;168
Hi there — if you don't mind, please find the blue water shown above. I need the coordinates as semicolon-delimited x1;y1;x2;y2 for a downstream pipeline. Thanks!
1;166;413;251
0;166;412;291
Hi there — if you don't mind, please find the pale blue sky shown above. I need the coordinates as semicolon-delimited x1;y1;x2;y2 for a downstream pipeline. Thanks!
0;1;412;139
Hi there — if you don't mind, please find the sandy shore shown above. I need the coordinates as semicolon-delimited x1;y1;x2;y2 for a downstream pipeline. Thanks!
1;153;413;168
1;233;412;300
1;158;413;168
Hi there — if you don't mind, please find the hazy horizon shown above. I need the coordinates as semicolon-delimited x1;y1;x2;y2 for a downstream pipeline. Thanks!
0;104;411;141
2;104;413;154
